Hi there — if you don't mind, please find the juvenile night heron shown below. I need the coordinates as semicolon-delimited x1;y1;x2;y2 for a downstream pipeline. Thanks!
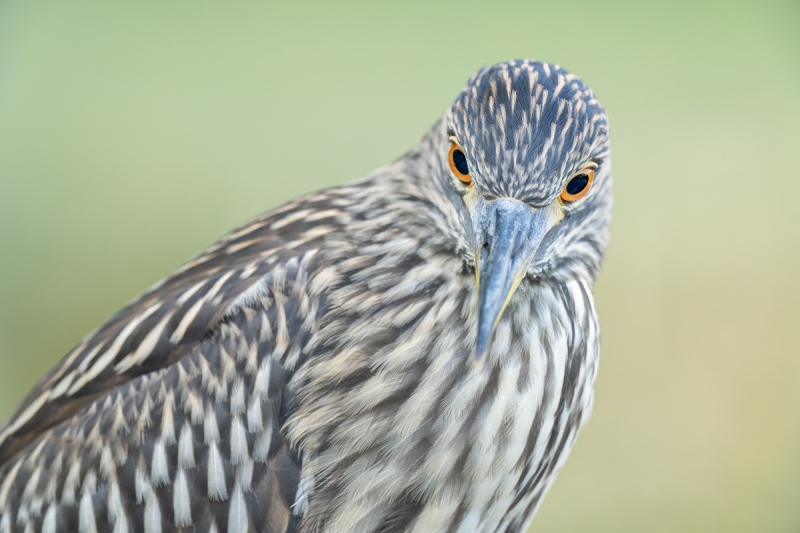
0;59;611;532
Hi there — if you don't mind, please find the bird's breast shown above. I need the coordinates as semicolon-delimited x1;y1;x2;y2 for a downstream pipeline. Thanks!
291;271;600;532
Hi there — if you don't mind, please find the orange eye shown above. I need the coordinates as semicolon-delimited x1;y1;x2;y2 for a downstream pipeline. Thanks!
448;141;472;184
560;167;595;203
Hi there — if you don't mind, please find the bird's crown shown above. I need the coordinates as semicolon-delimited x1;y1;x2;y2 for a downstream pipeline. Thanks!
446;60;609;204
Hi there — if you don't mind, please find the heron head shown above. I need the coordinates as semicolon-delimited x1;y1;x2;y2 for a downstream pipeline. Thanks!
440;60;612;358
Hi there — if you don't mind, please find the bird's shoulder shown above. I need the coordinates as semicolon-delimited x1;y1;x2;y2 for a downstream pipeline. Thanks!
0;184;366;467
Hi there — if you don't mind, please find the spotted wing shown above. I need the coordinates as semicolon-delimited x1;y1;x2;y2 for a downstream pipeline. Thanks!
0;303;304;532
0;191;343;467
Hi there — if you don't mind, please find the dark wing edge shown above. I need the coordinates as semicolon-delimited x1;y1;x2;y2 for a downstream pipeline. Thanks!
0;204;304;466
0;297;305;532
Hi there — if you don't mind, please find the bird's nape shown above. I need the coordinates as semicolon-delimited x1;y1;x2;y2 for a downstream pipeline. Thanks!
0;59;611;533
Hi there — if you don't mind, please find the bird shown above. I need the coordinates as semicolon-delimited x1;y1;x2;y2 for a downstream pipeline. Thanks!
0;59;611;533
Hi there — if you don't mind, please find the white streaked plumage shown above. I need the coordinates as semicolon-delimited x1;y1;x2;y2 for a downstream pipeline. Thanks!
143;493;161;533
0;60;611;532
207;441;228;501
228;484;249;533
172;469;192;527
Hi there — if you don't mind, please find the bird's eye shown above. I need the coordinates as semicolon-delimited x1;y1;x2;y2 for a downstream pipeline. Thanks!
448;141;472;184
560;167;595;203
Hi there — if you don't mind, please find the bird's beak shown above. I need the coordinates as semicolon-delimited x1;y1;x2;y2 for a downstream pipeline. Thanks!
472;197;559;359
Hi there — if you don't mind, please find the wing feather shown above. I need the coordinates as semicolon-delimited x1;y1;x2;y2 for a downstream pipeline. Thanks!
0;191;345;467
0;304;305;531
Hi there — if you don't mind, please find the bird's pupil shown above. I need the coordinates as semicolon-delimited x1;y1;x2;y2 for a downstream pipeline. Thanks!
452;149;469;175
566;174;589;195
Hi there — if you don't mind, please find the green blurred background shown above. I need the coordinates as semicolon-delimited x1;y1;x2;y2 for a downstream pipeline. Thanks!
1;1;799;531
